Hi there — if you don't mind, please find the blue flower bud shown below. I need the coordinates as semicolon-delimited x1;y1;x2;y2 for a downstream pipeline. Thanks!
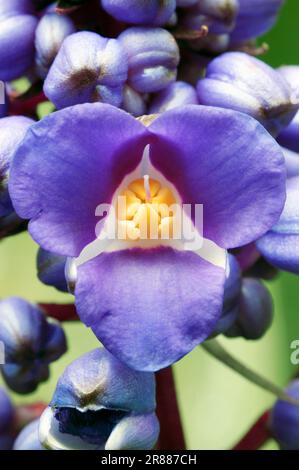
225;278;273;340
180;0;238;35
197;52;298;136
13;419;45;450
101;0;176;26
35;12;76;79
270;380;299;450
0;116;33;218
39;348;159;450
0;297;67;394
257;176;299;274
0;387;15;450
0;2;38;81
118;27;179;93
149;81;198;113
0;0;34;17
212;254;241;336
37;248;68;293
230;0;284;44
122;85;147;117
44;32;128;109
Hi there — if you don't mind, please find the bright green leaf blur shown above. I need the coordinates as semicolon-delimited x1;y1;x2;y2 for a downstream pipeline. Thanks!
1;0;299;450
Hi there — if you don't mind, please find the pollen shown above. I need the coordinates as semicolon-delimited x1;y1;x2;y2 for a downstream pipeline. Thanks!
116;176;178;241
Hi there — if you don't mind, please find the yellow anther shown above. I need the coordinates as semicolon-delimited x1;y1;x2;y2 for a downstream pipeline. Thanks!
116;177;178;241
128;178;161;201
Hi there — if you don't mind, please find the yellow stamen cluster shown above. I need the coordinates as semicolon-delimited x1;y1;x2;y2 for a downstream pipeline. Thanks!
116;177;179;240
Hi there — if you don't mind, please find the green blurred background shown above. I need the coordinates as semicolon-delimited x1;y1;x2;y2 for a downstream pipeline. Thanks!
1;0;299;451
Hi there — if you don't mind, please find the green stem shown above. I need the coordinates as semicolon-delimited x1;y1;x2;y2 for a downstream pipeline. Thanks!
202;338;299;406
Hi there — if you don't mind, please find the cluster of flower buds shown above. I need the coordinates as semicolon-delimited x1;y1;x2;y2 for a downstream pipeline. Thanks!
1;0;299;452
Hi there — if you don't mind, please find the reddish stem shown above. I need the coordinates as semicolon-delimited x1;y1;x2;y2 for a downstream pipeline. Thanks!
9;91;47;118
39;303;79;322
156;367;186;450
15;402;47;432
233;410;271;450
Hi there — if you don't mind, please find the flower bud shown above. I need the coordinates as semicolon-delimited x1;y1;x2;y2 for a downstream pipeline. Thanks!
197;52;298;136
149;81;198;113
270;380;299;450
212;254;241;336
44;32;128;109
0;2;38;81
39;348;159;450
225;278;273;340
101;0;176;26
0;297;67;394
0;387;15;450
14;419;45;450
0;116;33;218
118;27;179;93
37;248;68;292
230;0;284;44
35;12;76;79
181;0;238;35
0;0;34;17
122;85;147;117
257;176;299;274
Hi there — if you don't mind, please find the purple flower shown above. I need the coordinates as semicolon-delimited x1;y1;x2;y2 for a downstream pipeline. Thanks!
44;32;128;109
149;81;198;114
101;0;176;26
270;380;299;450
13;419;45;451
0;297;67;393
0;1;38;81
257;176;299;275
35;12;76;79
230;0;285;44
196;52;298;137
38;348;159;450
9;103;286;371
118;27;179;93
0;387;15;450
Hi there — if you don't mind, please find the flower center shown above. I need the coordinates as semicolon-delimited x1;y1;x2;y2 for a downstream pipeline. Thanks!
116;175;179;241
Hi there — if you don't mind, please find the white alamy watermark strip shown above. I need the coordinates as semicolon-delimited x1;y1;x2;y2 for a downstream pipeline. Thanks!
0;81;5;104
290;339;299;365
0;341;5;365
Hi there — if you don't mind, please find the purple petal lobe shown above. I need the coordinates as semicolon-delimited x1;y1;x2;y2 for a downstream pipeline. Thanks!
148;105;286;249
75;247;226;371
9;104;150;257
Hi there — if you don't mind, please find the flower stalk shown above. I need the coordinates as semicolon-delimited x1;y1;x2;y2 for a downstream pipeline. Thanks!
202;339;299;407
